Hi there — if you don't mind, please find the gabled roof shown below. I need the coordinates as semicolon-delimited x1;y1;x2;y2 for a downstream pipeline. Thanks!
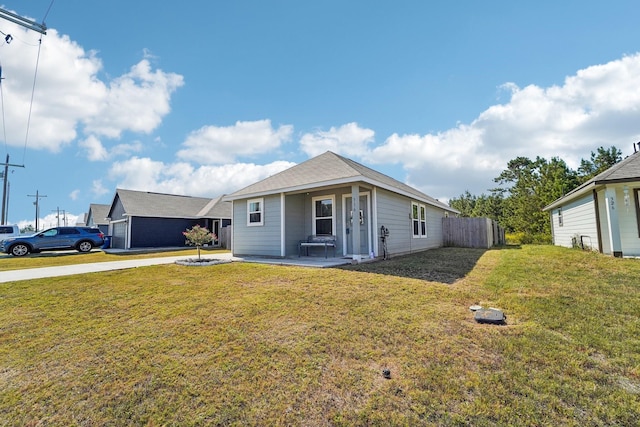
544;151;640;211
108;189;231;219
224;151;457;212
88;203;110;225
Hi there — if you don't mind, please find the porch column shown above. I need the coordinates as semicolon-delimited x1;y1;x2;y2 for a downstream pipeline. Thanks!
351;184;361;261
604;187;623;257
280;193;286;257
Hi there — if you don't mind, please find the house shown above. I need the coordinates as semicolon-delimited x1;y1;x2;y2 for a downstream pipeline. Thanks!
223;151;459;260
85;203;110;234
543;150;640;257
106;189;231;249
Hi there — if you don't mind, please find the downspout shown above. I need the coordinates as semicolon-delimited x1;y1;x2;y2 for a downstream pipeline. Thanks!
593;189;603;254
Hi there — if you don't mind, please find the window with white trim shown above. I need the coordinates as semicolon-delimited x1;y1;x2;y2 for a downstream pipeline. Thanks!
247;198;263;226
558;208;563;227
312;196;335;235
412;202;427;238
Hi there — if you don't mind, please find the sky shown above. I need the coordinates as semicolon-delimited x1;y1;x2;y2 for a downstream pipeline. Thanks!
1;1;640;229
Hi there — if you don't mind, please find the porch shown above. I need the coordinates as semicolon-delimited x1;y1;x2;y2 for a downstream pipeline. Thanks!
239;255;357;268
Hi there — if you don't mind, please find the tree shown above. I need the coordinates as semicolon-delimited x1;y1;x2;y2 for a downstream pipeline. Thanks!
577;146;622;183
494;156;577;236
449;190;477;217
182;225;216;260
20;224;35;234
449;190;505;223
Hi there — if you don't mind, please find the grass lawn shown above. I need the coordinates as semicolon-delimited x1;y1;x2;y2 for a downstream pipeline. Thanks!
1;245;639;425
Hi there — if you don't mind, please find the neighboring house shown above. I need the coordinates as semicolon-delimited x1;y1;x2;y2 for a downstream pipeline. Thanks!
106;189;231;249
85;203;110;234
543;150;640;257
223;151;459;260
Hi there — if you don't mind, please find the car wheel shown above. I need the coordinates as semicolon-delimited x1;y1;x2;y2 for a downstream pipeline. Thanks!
77;241;93;253
10;243;29;256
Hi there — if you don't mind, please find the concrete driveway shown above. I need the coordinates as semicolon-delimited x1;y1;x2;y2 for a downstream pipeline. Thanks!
0;250;355;283
0;253;235;283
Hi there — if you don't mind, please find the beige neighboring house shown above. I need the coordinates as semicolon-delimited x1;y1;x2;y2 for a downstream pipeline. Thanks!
543;149;640;257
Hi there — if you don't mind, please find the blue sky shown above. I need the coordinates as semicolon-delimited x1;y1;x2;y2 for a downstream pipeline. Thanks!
2;1;640;228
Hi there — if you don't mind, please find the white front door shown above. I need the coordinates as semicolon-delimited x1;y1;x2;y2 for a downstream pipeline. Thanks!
343;193;371;256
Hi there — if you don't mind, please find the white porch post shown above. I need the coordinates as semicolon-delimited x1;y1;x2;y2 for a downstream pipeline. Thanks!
351;184;361;262
280;193;286;257
604;187;623;257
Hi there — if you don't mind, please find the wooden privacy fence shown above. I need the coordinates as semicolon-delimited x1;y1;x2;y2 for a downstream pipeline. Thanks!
442;217;505;248
218;226;231;249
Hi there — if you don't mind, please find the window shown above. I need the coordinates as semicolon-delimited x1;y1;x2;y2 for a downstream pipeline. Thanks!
313;196;334;235
558;208;563;227
412;202;427;238
247;198;263;226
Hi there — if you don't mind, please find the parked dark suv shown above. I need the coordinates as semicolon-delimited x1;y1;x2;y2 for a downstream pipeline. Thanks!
1;226;105;256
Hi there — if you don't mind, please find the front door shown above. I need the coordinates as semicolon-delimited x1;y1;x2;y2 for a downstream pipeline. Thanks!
343;193;370;256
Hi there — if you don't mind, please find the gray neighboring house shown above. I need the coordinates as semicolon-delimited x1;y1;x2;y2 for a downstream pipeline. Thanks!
106;189;231;249
223;151;459;260
543;150;640;257
85;203;110;234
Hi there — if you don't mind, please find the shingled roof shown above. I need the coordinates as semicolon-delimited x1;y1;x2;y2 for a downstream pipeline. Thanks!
544;151;640;210
88;203;110;225
109;189;231;219
225;151;456;211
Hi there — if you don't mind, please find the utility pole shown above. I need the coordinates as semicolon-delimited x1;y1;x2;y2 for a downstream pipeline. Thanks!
27;190;46;231
0;8;47;35
0;7;45;225
51;207;68;226
1;154;23;224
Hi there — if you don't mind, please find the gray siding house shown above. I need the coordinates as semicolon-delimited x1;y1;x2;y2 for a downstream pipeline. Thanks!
543;150;640;257
224;151;458;260
85;203;110;234
106;189;231;249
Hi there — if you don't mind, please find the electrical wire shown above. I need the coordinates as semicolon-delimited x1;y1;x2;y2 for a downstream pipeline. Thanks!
22;36;43;165
0;68;7;155
42;0;56;25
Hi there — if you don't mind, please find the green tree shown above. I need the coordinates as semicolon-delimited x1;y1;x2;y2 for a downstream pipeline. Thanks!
473;190;505;222
449;190;477;217
20;224;35;234
577;146;622;183
494;156;577;236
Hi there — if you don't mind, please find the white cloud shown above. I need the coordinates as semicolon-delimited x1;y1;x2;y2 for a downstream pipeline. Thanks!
79;135;143;161
0;19;183;153
79;136;108;161
91;180;110;197
300;122;375;158
108;156;296;196
69;189;80;201
83;59;184;138
364;53;640;199
177;120;294;165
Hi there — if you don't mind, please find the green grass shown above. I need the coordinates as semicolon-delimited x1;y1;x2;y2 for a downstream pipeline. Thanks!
1;245;639;425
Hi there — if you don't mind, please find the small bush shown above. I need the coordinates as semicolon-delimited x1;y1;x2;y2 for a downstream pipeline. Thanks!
506;232;551;245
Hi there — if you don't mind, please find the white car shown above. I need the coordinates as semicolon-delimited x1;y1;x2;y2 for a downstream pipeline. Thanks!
0;225;19;242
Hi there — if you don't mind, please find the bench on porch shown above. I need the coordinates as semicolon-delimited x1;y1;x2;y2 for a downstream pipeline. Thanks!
298;235;337;258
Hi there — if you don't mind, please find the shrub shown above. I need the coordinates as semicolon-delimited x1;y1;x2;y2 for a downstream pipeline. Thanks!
182;225;216;260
